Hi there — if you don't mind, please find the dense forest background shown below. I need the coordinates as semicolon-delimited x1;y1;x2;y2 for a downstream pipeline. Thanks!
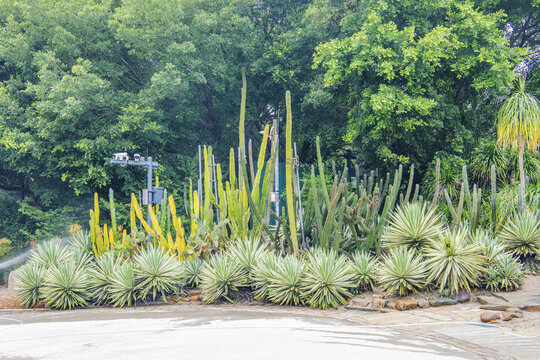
0;0;538;248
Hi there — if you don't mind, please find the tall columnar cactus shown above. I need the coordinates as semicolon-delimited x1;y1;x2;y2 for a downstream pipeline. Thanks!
285;90;298;255
491;164;497;231
109;188;116;242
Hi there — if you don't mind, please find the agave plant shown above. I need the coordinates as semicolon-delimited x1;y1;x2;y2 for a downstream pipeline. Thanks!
251;253;280;301
470;229;506;263
133;245;184;301
200;253;246;303
184;258;204;288
69;230;92;254
16;264;46;308
301;249;354;309
30;241;70;269
267;255;305;306
89;253;122;305
382;202;443;252
379;247;426;296
484;254;524;292
498;211;540;258
425;229;486;294
226;238;269;282
70;248;94;269
109;262;138;307
42;261;90;309
350;251;378;291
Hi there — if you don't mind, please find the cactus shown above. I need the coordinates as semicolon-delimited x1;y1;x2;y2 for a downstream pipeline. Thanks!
285;90;299;255
490;164;497;231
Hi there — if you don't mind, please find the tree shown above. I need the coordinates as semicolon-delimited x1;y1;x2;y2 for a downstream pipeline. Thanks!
496;76;540;209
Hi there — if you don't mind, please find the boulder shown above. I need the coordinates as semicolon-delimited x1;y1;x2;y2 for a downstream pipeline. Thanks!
480;312;501;323
188;290;202;297
7;267;22;291
476;296;490;305
429;298;457;307
350;298;370;307
372;298;387;308
480;305;510;311
451;290;470;303
417;299;430;309
386;301;396;310
507;307;523;318
395;299;417;311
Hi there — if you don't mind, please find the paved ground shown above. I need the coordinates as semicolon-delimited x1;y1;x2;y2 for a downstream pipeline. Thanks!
1;304;539;360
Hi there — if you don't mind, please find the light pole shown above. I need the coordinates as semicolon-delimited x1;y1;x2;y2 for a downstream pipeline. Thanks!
110;153;161;227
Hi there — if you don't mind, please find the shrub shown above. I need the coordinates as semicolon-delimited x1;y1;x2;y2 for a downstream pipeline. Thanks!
379;247;426;296
425;230;486;294
251;253;280;301
16;263;46;308
30;241;69;269
382;203;442;252
0;238;13;258
469;229;506;263
133;245;184;301
498;211;540;258
350;251;378;291
42;262;90;309
200;253;246;303
70;248;94;269
226;238;269;282
302;249;354;309
68;230;92;254
484;254;523;292
184;258;204;288
109;262;138;307
89;253;121;305
267;255;305;306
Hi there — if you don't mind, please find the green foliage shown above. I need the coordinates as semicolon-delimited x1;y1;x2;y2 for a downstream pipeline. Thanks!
109;262;138;308
30;241;69;269
251;253;280;301
16;264;46;308
183;259;204;288
200;253;246;303
470;229;506;264
498;211;540;258
301;249;354;309
133;245;183;301
226;238;269;282
68;230;92;254
379;247;426;296
382;202;442;252
89;253;121;305
267;255;305;306
425;230;486;294
349;251;378;291
42;261;90;309
484;254;524;292
423;153;466;200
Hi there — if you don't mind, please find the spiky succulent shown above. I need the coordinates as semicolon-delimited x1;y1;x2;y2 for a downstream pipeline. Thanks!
267;255;305;306
30;241;69;269
382;202;443;252
42;261;90;309
69;230;92;254
425;229;487;294
301;249;354;309
350;251;378;291
89;253;122;305
251;253;280;301
200;253;246;303
184;258;204;288
133;245;184;301
484;254;524;292
226;238;269;282
498;211;540;258
379;247;426;296
109;262;138;307
16;263;46;308
469;229;506;263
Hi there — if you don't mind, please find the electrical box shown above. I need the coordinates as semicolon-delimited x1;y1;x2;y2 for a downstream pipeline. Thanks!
142;187;164;205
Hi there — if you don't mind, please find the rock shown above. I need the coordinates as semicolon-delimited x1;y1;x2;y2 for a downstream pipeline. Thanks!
429;298;457;307
188;290;202;297
480;305;510;311
386;301;396;310
507;307;523;318
372;294;384;300
190;295;200;302
477;296;490;305
501;313;513;321
524;270;532;276
451;290;470;303
345;306;389;313
372;298;387;308
480;312;501;323
395;299;417;311
181;297;191;302
350;298;370;307
417;299;430;309
7;267;23;291
524;305;540;312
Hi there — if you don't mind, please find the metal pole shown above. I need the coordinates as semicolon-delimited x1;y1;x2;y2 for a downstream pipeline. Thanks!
147;156;153;227
275;108;280;219
294;143;305;249
212;154;219;220
198;145;203;211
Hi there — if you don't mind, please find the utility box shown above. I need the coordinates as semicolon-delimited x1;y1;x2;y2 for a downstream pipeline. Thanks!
142;187;165;205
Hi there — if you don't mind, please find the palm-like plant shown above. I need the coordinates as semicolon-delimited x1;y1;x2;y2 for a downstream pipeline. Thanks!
267;255;305;306
226;238;269;282
301;249;354;309
89;253;122;305
470;229;506;263
16;264;46;308
200;253;246;303
42;262;90;309
470;139;510;185
497;76;540;209
425;230;486;294
484;254;524;292
30;241;69;269
109;262;138;307
184;259;204;288
69;230;92;254
382;202;443;252
379;247;426;296
133;245;184;301
498;211;540;258
251;253;279;301
350;251;378;291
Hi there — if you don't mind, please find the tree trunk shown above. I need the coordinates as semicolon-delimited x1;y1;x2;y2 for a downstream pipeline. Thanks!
518;138;525;212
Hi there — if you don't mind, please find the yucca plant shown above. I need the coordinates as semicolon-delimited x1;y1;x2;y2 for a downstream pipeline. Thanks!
470;229;506;263
301;249;354;309
498;211;540;258
69;230;92;254
133;245;184;301
226;238;269;283
109;262;138;307
70;248;94;269
89;253;122;305
200;253;246;303
42;261;90;309
425;229;487;294
184;259;204;288
267;255;305;306
379;247;426;296
30;241;69;269
485;254;524;292
350;251;378;291
251;253;280;301
382;202;443;252
16;263;46;308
